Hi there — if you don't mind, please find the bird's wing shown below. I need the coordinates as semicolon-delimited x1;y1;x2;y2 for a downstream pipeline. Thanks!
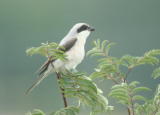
25;38;77;95
38;38;77;75
59;38;77;52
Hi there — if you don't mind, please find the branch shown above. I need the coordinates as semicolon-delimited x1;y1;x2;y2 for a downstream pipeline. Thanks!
56;72;68;107
127;107;131;115
107;75;119;84
124;67;132;83
130;98;135;115
123;68;135;115
50;62;68;108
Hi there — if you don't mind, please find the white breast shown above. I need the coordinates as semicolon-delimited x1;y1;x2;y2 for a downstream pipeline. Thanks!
53;31;90;72
64;39;85;70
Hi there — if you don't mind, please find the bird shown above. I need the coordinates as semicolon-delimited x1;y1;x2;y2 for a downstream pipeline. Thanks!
25;23;95;95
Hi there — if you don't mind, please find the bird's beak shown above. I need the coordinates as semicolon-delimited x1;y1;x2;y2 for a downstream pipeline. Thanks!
88;27;95;32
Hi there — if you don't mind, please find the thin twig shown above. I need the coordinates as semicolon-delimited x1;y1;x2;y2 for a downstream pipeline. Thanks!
127;107;131;115
124;68;132;82
131;98;135;115
56;72;68;107
107;75;119;84
47;43;68;108
50;61;68;108
123;67;135;115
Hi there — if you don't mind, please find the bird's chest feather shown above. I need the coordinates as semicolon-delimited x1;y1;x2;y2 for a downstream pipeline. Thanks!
66;39;85;63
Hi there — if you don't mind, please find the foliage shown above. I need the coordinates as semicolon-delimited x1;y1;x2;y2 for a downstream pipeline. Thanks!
87;39;160;115
25;109;45;115
108;82;150;105
152;67;160;79
88;40;160;82
60;72;113;114
87;39;115;57
135;84;160;115
26;42;66;61
26;41;112;115
51;106;80;115
26;40;160;115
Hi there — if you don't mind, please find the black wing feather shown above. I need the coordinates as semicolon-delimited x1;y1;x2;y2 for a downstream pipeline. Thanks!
38;38;77;75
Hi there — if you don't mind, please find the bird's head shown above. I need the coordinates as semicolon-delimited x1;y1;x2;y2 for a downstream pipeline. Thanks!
68;23;95;38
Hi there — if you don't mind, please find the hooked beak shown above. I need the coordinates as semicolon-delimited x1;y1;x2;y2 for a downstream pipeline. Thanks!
88;27;95;32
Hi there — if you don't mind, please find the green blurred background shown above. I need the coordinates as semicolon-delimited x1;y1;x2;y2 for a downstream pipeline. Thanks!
0;0;160;115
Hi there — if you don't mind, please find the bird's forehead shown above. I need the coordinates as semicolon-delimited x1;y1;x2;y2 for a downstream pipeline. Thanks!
73;23;89;28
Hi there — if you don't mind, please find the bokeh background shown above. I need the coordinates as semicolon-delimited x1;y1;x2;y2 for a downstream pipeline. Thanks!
0;0;160;115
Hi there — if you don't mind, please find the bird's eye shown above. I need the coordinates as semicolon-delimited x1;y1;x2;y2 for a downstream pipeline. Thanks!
77;25;89;33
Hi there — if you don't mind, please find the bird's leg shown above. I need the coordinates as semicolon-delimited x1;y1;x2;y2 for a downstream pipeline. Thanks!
55;72;68;108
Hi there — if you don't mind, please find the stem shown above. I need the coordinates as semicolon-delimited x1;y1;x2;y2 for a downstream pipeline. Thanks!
127;107;131;115
107;75;119;84
131;98;135;115
44;44;68;107
123;68;135;115
127;96;135;115
56;72;68;108
127;101;135;115
124;68;132;82
50;61;68;108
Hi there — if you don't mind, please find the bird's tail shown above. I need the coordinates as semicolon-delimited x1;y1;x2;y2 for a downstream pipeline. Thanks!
25;67;51;95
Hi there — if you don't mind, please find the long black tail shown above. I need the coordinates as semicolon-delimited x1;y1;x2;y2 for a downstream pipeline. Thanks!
25;69;51;95
25;59;53;95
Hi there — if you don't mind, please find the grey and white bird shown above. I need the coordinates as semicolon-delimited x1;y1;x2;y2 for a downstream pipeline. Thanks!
25;23;95;94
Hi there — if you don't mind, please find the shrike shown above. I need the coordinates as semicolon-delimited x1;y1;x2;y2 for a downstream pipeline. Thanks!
25;23;95;94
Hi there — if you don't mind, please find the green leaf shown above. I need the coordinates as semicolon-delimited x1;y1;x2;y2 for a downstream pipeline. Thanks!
86;48;98;56
108;83;131;105
129;81;140;89
53;106;79;115
138;56;159;65
89;72;106;79
26;42;66;60
60;72;112;114
153;84;160;106
132;87;151;94
144;49;160;57
101;40;109;51
152;67;160;79
105;42;116;56
132;95;147;101
87;40;115;57
26;109;45;115
120;55;138;67
111;83;128;89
